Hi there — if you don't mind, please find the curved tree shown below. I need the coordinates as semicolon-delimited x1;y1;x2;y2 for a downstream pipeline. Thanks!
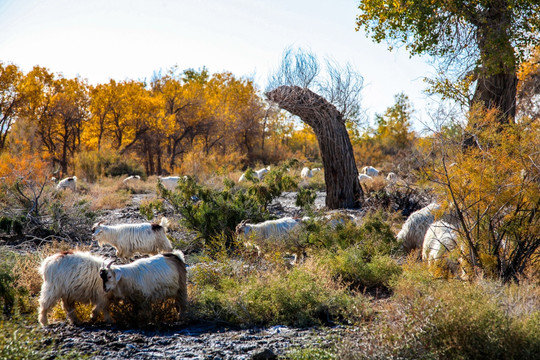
356;0;540;122
266;49;364;209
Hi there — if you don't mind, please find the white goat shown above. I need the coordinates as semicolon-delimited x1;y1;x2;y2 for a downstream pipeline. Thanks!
239;167;270;182
300;167;312;179
422;220;457;263
236;217;302;239
158;176;185;191
361;166;379;177
56;176;77;191
358;173;373;184
386;172;398;183
38;251;113;326
397;203;441;254
123;175;141;185
100;251;188;320
92;217;172;259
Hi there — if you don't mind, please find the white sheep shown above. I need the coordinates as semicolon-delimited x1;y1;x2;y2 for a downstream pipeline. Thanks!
361;166;379;177
92;217;173;259
239;167;270;182
38;251;113;326
123;175;141;185
300;167;312;179
397;203;441;254
386;172;398;183
56;176;77;191
100;251;188;321
358;173;373;184
236;217;302;239
158;176;186;191
422;220;457;263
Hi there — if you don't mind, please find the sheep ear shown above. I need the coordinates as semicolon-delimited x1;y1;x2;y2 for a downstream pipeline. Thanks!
115;270;122;281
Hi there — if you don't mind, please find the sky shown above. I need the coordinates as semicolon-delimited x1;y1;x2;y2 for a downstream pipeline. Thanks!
0;0;438;130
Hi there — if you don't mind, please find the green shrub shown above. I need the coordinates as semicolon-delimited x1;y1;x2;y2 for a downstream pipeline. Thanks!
296;187;317;210
286;347;337;360
190;257;370;327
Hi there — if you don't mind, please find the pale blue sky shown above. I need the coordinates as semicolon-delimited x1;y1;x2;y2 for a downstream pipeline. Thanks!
0;0;437;129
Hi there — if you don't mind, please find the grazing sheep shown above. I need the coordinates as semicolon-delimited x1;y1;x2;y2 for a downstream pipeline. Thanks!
92;217;173;259
397;203;441;254
236;217;302;239
56;176;77;191
123;175;141;185
386;172;398;182
38;251;113;326
422;220;457;263
361;166;379;177
358;173;373;184
300;167;312;179
239;167;271;182
100;251;188;321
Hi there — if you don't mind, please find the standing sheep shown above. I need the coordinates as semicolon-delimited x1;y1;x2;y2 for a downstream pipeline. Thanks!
397;203;441;254
300;167;312;179
361;166;379;177
422;220;457;263
358;173;373;184
159;176;187;191
92;217;173;259
38;251;113;326
236;217;303;239
100;251;188;321
56;176;77;191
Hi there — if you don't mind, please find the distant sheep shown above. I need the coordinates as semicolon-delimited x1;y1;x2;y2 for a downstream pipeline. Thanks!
386;172;398;183
422;220;457;263
358;173;373;184
100;251;187;321
239;167;271;182
123;175;141;185
361;166;379;177
56;176;77;191
159;176;186;191
92;217;172;259
38;251;112;326
236;217;302;239
397;203;441;254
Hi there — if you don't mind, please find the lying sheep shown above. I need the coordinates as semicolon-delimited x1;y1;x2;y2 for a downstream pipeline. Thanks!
123;175;141;185
236;217;302;239
38;251;113;326
92;217;172;259
100;251;188;321
386;172;398;183
397;203;441;254
361;166;379;177
358;173;373;184
56;176;77;191
422;220;457;263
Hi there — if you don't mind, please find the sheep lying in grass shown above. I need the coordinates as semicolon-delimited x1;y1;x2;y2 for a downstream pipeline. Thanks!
38;251;113;326
92;217;173;259
397;203;441;254
236;217;303;239
358;173;373;184
56;176;77;191
422;220;457;263
100;251;188;321
239;167;271;182
386;172;398;183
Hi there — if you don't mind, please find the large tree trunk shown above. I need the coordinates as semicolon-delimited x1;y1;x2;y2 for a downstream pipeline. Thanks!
266;85;363;209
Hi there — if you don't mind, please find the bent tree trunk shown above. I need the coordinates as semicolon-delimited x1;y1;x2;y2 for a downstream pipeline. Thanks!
266;85;363;209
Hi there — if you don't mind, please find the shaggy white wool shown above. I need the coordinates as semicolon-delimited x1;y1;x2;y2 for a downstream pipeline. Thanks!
38;251;111;326
397;203;441;253
422;220;457;263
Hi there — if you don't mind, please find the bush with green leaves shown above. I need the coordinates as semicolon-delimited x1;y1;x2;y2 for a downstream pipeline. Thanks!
155;163;297;249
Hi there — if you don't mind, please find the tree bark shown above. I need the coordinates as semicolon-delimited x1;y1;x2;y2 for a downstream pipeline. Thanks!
266;85;363;209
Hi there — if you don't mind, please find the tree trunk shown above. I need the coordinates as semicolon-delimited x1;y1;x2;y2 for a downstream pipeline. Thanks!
266;85;363;209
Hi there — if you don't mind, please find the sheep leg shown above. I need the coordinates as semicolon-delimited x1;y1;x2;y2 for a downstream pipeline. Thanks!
91;299;113;323
61;299;80;325
175;290;188;320
38;285;59;326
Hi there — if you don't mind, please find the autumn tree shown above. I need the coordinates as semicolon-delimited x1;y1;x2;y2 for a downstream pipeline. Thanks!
0;63;25;152
266;48;364;209
356;0;540;122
